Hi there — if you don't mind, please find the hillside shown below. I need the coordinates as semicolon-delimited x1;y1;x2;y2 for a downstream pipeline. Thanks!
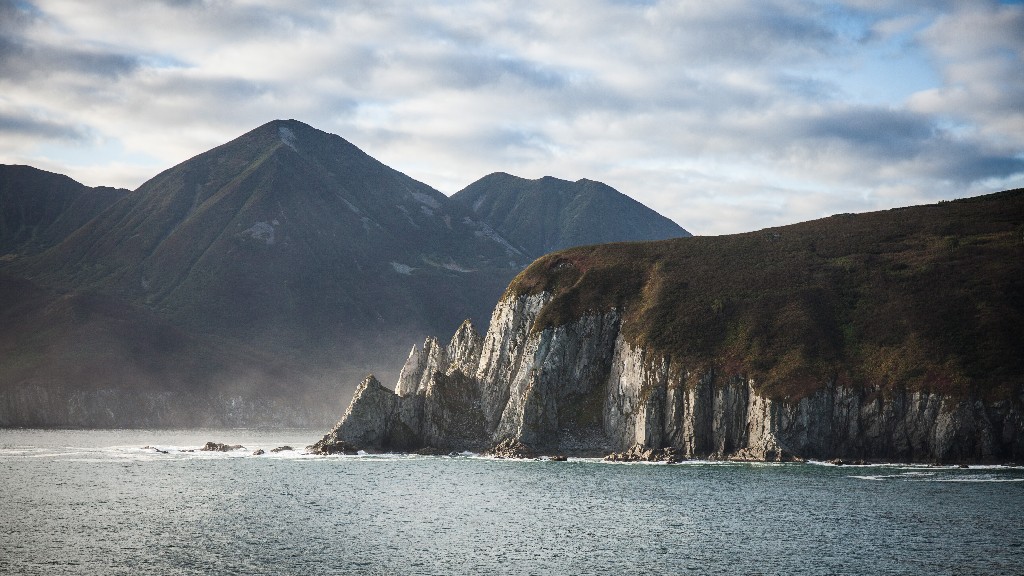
0;165;127;258
510;189;1024;400
22;120;525;344
0;272;323;427
0;120;691;427
452;172;689;256
317;188;1024;463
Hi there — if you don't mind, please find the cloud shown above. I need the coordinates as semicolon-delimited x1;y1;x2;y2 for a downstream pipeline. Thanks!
0;0;1021;235
909;2;1024;144
0;109;88;140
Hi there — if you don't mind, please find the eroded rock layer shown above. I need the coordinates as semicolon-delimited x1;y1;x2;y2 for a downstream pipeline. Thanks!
314;191;1024;462
313;292;1023;462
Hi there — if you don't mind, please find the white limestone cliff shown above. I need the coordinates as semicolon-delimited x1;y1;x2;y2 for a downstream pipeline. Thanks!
313;292;1024;463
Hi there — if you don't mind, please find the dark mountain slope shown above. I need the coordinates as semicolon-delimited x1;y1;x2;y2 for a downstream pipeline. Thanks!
25;120;526;350
452;172;690;256
0;272;325;427
512;189;1024;401
0;165;126;257
1;120;695;427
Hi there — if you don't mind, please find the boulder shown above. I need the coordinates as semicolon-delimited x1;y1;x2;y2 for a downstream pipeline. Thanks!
307;439;360;455
487;438;536;459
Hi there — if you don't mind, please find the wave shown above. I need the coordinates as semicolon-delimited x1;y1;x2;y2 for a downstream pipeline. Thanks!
849;470;1024;483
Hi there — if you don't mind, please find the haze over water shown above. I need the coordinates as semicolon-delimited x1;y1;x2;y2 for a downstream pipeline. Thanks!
2;429;1022;575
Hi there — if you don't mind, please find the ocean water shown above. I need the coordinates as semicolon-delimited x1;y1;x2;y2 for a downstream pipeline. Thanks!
1;430;1022;575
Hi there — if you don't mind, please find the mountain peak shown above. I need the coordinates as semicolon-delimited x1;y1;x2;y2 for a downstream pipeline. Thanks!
452;171;690;256
229;119;364;160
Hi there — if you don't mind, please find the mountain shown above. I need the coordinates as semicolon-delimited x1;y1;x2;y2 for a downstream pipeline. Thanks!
452;172;689;256
1;119;689;427
313;189;1024;463
0;165;127;258
24;120;527;343
3;120;530;426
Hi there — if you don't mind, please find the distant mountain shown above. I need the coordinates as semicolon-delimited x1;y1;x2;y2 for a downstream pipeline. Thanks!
452;172;689;256
1;120;690;427
0;165;127;258
24;120;527;351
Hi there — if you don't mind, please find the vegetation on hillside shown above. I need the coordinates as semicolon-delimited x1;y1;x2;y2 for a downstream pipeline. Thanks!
510;190;1024;401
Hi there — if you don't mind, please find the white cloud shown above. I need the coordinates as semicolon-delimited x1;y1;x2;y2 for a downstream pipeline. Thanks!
0;0;1021;235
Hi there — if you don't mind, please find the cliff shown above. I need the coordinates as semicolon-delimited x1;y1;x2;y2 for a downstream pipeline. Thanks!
313;190;1024;463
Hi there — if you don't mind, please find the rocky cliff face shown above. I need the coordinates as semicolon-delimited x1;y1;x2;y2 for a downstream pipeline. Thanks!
313;291;1024;463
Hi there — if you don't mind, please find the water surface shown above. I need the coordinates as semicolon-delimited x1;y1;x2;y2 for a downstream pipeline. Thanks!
2;429;1022;575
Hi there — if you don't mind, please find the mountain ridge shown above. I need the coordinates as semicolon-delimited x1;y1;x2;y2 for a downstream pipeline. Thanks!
452;171;690;256
0;165;127;259
0;119;690;427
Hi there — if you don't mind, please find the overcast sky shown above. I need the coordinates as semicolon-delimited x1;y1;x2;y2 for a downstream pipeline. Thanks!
1;0;1022;235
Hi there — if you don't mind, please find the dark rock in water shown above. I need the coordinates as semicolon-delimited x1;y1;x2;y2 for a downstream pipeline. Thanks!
549;455;568;462
830;458;845;466
307;438;360;455
143;445;168;454
252;449;265;456
487;438;536;459
201;442;244;452
270;446;293;453
959;463;970;469
312;375;404;452
604;444;684;463
414;446;443;456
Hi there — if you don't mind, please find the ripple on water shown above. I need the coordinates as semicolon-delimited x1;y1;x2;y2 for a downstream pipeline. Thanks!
1;429;1023;575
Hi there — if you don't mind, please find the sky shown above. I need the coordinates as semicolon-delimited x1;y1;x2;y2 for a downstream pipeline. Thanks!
1;0;1022;235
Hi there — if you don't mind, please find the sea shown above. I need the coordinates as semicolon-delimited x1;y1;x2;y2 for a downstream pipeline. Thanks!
1;429;1022;575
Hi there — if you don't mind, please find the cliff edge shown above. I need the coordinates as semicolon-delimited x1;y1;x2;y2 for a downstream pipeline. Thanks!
313;190;1024;463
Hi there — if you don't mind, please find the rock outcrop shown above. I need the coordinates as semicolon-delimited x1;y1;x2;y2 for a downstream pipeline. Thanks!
314;290;1024;463
201;442;244;452
314;191;1024;463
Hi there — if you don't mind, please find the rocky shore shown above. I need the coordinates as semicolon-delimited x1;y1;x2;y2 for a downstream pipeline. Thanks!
310;290;1024;464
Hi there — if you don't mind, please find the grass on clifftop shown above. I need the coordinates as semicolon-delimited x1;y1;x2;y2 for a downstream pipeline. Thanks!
509;190;1024;401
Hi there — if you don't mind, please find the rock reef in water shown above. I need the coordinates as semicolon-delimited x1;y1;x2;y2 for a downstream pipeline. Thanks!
201;442;244;452
312;290;1024;463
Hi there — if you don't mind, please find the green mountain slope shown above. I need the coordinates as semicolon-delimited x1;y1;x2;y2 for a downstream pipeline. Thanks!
452;172;690;256
511;190;1024;401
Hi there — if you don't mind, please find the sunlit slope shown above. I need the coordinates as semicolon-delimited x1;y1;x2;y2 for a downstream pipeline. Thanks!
511;189;1024;400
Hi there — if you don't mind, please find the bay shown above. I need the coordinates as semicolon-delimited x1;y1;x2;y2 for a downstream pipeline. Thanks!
1;429;1022;575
